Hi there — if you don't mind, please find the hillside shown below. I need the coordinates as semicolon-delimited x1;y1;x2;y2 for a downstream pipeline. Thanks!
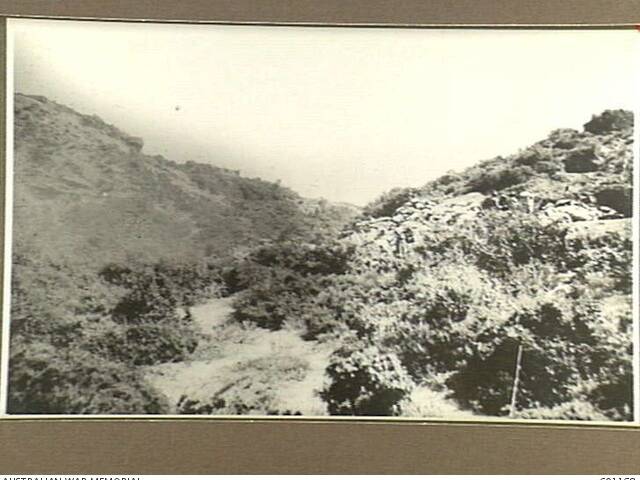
361;109;633;221
347;109;633;273
7;94;357;415
225;109;634;420
7;98;635;420
13;93;358;267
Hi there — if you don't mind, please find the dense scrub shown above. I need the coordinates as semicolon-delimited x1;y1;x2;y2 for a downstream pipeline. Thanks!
8;96;634;420
230;110;635;420
7;250;226;413
230;207;633;419
8;93;357;414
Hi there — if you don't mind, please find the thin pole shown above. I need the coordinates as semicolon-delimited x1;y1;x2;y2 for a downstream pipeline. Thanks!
509;342;523;418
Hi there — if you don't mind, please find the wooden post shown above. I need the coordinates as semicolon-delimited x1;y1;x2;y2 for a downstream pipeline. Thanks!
508;342;523;418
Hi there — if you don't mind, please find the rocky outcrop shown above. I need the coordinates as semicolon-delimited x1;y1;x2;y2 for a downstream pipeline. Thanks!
349;108;634;278
539;197;621;224
388;110;634;211
566;218;631;242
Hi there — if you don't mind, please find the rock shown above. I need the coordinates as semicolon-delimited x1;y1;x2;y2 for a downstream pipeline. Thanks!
439;192;486;209
566;218;631;242
396;206;415;216
547;204;602;222
597;206;621;219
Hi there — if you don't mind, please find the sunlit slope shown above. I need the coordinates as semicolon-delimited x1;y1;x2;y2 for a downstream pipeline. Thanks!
13;93;358;266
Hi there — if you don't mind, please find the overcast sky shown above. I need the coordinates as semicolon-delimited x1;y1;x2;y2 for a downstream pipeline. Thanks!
10;19;639;205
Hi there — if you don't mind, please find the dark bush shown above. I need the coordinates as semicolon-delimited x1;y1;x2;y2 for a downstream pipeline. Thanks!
584;110;633;134
469;165;535;193
562;145;601;173
514;146;554;166
360;187;418;219
321;343;414;416
466;211;571;276
88;319;198;366
446;297;611;416
7;340;169;414
566;230;633;294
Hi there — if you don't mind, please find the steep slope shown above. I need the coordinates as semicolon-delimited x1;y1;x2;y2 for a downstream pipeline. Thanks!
360;109;633;222
229;110;634;420
13;93;358;267
337;110;634;419
347;109;633;278
8;93;358;415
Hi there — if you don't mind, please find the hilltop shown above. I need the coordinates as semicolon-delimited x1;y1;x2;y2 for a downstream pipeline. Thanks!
361;109;633;221
13;93;358;267
347;109;633;272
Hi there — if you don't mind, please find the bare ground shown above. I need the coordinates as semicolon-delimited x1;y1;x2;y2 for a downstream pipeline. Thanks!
146;296;332;415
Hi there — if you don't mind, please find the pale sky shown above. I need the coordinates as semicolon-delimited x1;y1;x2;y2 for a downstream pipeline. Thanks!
10;19;639;205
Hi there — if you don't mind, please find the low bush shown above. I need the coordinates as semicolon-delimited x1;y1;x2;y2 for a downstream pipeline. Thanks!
445;294;628;417
7;339;169;414
469;165;535;193
360;187;418;219
321;343;414;416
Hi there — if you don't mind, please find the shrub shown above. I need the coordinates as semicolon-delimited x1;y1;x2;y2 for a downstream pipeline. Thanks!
360;187;418;219
87;318;198;366
548;128;582;149
383;264;509;382
469;165;535;193
586;309;634;421
514;145;554;166
566;230;633;294
232;270;322;331
321;343;414;416
99;262;201;365
583;110;633;134
466;210;571;276
249;240;353;276
7;340;169;414
445;293;617;417
229;240;355;333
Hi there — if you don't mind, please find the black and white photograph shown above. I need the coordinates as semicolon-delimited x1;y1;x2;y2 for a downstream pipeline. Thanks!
1;18;638;422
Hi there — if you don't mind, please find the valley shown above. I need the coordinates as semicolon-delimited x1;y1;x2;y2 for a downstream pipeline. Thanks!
7;93;635;421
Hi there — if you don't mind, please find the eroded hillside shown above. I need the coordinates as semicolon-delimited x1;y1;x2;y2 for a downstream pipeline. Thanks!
13;93;358;267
